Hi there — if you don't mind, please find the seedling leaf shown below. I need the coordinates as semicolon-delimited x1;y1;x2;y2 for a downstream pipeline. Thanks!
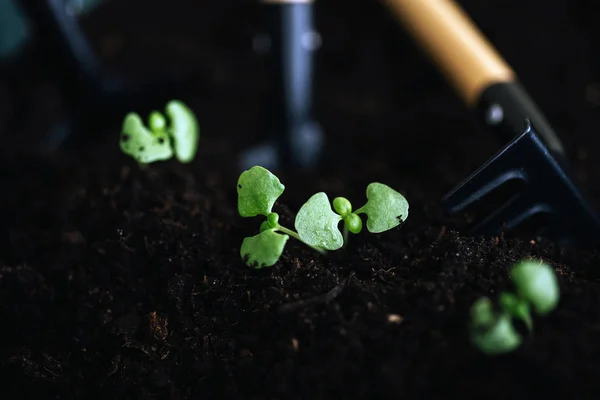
237;166;285;217
295;192;343;250
471;314;522;355
470;296;496;327
240;229;289;268
165;100;200;163
511;260;560;315
499;292;532;332
259;221;271;232
469;297;522;355
120;113;173;164
345;213;363;234
149;111;167;132
355;183;409;233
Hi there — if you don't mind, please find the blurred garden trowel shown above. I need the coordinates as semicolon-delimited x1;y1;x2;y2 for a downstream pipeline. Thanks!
382;0;600;246
240;0;324;171
20;0;187;152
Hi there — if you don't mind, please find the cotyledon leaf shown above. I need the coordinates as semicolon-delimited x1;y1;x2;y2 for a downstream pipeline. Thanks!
470;296;496;328
295;192;343;251
510;261;559;316
165;100;199;163
470;313;522;355
469;297;522;355
240;229;289;268
120;113;173;164
237;166;285;217
355;183;409;233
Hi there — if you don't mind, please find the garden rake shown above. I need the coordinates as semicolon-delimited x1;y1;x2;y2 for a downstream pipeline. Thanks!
382;0;600;246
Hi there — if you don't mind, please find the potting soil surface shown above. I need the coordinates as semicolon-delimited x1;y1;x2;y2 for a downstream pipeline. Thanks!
2;0;600;398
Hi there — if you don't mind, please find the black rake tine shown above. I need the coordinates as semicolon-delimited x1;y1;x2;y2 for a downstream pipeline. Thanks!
442;123;535;214
469;195;551;235
443;168;526;215
442;121;600;246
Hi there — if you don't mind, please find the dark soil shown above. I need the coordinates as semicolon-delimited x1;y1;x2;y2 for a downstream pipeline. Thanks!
2;0;600;399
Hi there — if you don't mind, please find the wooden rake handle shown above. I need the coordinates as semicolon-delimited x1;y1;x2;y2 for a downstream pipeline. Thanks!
381;0;514;106
381;0;566;157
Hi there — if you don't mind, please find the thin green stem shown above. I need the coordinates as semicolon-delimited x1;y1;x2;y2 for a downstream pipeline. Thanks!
516;297;534;335
277;225;327;255
277;225;300;240
343;224;349;249
500;292;533;335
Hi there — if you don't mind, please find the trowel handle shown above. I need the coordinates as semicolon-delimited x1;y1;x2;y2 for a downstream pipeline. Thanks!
381;0;566;158
256;0;323;169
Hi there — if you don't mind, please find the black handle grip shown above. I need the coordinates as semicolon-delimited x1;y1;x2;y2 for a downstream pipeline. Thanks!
260;1;324;169
476;81;566;159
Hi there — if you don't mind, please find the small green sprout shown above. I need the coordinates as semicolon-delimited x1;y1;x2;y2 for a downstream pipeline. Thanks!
469;260;560;355
295;182;409;250
237;166;322;268
237;166;409;268
120;100;199;165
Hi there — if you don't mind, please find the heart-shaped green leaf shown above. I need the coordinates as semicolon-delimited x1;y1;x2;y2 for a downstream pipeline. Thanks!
237;166;285;217
510;261;560;316
120;113;173;164
469;297;522;355
470;297;496;328
499;292;532;332
240;229;289;268
295;192;343;250
355;183;409;233
165;100;200;163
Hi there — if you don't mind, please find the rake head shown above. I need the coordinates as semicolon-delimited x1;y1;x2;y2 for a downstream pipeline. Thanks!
441;120;600;246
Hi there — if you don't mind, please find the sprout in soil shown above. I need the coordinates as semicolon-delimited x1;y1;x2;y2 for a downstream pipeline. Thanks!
237;166;409;268
469;259;560;355
295;183;409;250
120;100;199;165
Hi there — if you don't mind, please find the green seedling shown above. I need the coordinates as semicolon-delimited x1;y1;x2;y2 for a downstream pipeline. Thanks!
469;260;560;355
120;100;199;165
237;166;319;268
237;166;409;268
295;183;409;250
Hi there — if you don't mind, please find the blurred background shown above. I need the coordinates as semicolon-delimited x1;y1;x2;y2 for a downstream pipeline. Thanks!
3;2;600;396
0;0;599;198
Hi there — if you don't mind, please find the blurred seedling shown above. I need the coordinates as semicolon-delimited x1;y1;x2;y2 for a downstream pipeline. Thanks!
120;100;199;165
469;260;560;355
237;166;409;268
